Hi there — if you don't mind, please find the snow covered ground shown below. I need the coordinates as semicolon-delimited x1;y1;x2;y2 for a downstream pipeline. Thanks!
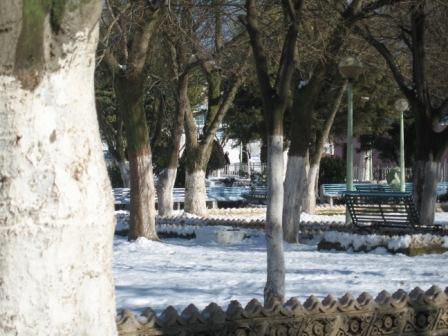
113;211;448;314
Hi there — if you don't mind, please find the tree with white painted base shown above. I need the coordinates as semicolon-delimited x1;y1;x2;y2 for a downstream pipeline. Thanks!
0;1;117;334
102;0;165;240
157;32;190;217
357;0;448;226
282;0;400;238
175;1;248;216
243;0;303;303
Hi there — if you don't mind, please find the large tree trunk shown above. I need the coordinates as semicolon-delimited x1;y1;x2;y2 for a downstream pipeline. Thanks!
0;1;117;334
414;160;440;226
264;135;286;303
282;76;314;242
157;73;188;217
283;155;307;242
184;169;208;216
413;106;444;227
157;167;177;216
116;78;158;241
302;162;319;213
128;147;157;240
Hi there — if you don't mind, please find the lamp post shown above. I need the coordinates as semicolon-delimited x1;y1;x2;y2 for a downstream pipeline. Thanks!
339;57;363;225
395;98;409;192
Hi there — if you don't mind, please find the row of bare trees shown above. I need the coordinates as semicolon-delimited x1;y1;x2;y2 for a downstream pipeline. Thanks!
97;0;448;302
2;0;447;333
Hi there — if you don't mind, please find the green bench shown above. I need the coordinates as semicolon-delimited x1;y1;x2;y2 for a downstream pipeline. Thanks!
242;186;268;204
320;183;373;206
344;191;421;233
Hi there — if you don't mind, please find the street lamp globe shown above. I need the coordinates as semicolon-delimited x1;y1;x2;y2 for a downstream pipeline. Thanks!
395;98;409;113
338;56;363;80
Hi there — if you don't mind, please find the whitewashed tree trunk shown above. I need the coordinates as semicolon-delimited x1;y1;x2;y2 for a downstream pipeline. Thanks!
264;135;285;303
157;168;177;217
184;170;207;216
0;21;117;336
118;160;130;188
302;163;319;213
282;155;307;243
414;160;440;226
128;151;158;240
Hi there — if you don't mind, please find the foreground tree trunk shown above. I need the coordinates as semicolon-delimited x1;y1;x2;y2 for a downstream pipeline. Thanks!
245;0;302;303
0;1;117;334
265;133;286;300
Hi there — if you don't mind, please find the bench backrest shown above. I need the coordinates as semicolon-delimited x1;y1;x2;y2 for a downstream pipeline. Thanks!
320;183;374;197
113;186;252;204
206;186;251;201
344;191;420;230
355;184;393;192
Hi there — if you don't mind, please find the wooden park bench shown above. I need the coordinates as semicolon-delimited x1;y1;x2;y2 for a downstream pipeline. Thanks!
344;191;421;233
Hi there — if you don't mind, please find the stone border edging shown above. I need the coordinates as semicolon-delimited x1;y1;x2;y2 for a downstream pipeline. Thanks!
117;286;448;335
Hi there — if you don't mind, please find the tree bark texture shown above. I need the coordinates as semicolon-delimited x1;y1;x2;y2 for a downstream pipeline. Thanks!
413;160;440;226
302;163;319;213
103;0;163;240
157;73;188;217
265;135;286;303
0;1;117;334
185;170;208;216
282;75;314;241
413;105;445;226
116;78;158;241
157;168;178;216
282;155;307;242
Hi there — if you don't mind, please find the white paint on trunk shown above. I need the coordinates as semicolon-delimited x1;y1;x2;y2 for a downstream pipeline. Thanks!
129;152;157;240
157;167;177;217
282;155;307;243
264;135;285;303
358;149;373;181
302;163;319;214
118;160;130;188
415;160;440;226
184;170;207;217
0;29;117;335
